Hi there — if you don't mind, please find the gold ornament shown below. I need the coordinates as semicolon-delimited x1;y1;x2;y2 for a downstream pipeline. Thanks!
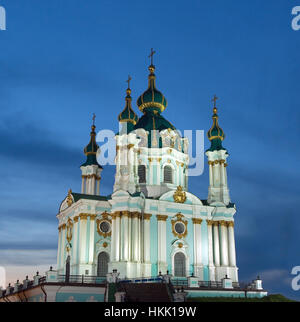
173;186;187;204
97;212;112;238
171;213;188;239
66;218;73;243
66;189;73;207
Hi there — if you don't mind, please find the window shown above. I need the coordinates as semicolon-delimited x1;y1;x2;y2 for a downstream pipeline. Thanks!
174;222;186;235
164;166;173;184
138;165;146;183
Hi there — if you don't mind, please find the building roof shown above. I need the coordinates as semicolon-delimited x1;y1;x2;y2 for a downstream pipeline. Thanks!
81;124;103;168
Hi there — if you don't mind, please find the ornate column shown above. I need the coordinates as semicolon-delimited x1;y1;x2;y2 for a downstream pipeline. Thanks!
132;212;140;262
79;214;88;265
81;176;85;194
121;211;129;261
115;212;121;261
208;161;213;187
57;226;62;269
60;224;66;270
96;178;100;195
224;163;228;186
111;213;116;262
219;160;226;187
73;216;79;270
213;160;220;187
228;221;236;267
127;212;132;261
91;176;96;195
219;221;229;266
157;215;168;273
192;218;203;278
206;220;215;281
213;221;220;267
88;215;96;265
143;214;152;263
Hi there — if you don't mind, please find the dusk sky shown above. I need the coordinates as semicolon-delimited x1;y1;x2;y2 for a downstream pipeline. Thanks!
0;0;300;300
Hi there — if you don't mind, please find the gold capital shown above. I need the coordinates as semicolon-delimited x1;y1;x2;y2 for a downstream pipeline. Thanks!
192;218;203;225
144;213;152;220
79;213;88;220
206;220;214;226
156;215;168;221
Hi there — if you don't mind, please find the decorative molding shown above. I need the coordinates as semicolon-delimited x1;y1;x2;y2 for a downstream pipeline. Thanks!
127;144;134;150
192;218;203;225
96;216;112;238
66;218;73;243
131;212;141;219
156;215;168;221
81;174;101;180
113;211;122;218
121;211;130;217
206;220;214;226
219;220;228;227
171;213;188;239
144;213;152;220
66;189;73;207
79;213;88;220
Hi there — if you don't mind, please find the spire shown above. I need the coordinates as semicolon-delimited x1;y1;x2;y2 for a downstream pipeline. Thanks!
207;95;226;152
81;115;102;167
118;76;138;134
137;49;167;114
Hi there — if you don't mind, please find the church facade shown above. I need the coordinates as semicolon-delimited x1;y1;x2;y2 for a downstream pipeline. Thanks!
57;57;238;283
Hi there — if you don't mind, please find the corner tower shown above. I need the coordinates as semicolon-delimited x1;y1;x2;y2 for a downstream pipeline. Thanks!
206;96;231;205
80;116;103;195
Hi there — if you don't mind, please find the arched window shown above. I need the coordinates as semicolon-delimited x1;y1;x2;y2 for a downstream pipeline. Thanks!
138;165;146;183
174;252;186;277
97;252;109;277
164;166;173;184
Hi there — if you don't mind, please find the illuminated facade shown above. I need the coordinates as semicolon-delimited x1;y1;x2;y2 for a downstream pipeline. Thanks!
56;58;238;283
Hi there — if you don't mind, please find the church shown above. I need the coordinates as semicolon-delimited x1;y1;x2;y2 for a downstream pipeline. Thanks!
57;51;238;284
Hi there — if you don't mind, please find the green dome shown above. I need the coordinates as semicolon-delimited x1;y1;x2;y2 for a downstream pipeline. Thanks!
207;107;226;152
137;65;167;114
118;88;139;125
134;109;176;132
81;124;102;168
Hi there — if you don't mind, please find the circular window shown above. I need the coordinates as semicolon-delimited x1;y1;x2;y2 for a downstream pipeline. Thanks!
100;221;110;233
174;222;185;235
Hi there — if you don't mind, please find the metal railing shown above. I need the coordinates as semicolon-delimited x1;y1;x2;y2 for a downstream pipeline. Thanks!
119;276;163;284
57;275;106;285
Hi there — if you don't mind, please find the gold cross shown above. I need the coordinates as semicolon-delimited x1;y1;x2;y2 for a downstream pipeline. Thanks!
212;95;218;108
126;75;132;88
148;48;156;65
92;113;96;126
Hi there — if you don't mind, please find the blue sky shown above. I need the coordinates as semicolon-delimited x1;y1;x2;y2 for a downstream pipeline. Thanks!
0;0;300;299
